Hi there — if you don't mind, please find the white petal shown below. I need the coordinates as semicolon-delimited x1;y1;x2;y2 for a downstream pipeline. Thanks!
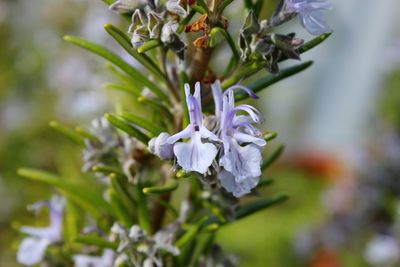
17;237;50;266
219;170;260;197
173;133;217;174
220;140;262;181
167;126;191;144
233;132;266;146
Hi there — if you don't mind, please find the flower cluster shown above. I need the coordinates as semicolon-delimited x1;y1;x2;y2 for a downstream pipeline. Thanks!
149;81;266;197
110;223;180;267
17;196;65;266
111;0;187;59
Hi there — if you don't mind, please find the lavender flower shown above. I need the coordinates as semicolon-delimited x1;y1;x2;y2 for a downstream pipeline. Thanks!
17;196;65;266
149;132;174;160
284;0;332;35
213;81;266;197
109;0;147;14
129;9;150;48
167;82;219;174
166;0;189;17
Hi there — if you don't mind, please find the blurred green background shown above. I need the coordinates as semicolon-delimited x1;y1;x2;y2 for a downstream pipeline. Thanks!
1;0;400;266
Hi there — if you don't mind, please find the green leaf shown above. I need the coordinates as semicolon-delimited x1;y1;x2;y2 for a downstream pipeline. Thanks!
177;10;196;33
264;131;278;142
257;178;274;188
235;61;314;101
235;194;288;220
261;144;285;171
119;112;165;136
64;35;169;103
175;216;208;248
49;121;84;146
137;39;161;53
74;235;118;250
109;173;137;211
103;83;141;97
75;126;100;143
105;113;150;144
104;24;164;79
17;168;115;218
188;234;214;267
107;188;134;227
92;165;125;177
142;180;179;195
209;27;239;76
135;182;151;233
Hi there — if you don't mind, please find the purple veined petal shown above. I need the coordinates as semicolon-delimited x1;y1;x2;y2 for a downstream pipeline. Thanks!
17;237;51;266
232;104;263;124
233;121;261;136
233;132;266;146
224;84;259;99
219;139;262;182
185;83;203;128
167;126;192;144
173;132;217;174
149;132;174;159
305;0;332;11
199;126;220;142
166;0;187;17
109;0;143;14
219;169;260;197
300;11;331;35
211;80;223;118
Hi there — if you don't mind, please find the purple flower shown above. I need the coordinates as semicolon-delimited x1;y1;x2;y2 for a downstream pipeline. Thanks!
212;81;266;197
17;196;65;266
285;0;332;35
167;82;219;174
109;0;146;14
148;132;174;160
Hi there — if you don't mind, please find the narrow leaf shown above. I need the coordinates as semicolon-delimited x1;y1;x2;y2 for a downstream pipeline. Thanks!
17;168;115;218
142;180;179;195
104;24;164;78
64;35;169;102
75;126;100;143
92;165;125;177
49;121;84;146
264;131;278;142
235;61;314;101
105;113;150;144
235;194;288;220
107;188;134;226
103;83;141;97
175;216;208;248
137;39;161;53
74;235;118;250
261;144;285;171
119;112;165;136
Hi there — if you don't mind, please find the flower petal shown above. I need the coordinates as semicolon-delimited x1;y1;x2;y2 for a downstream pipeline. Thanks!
219;169;260;197
219;140;262;182
300;11;331;35
233;132;266;146
149;132;174;159
173;133;217;174
167;126;192;144
17;237;51;266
